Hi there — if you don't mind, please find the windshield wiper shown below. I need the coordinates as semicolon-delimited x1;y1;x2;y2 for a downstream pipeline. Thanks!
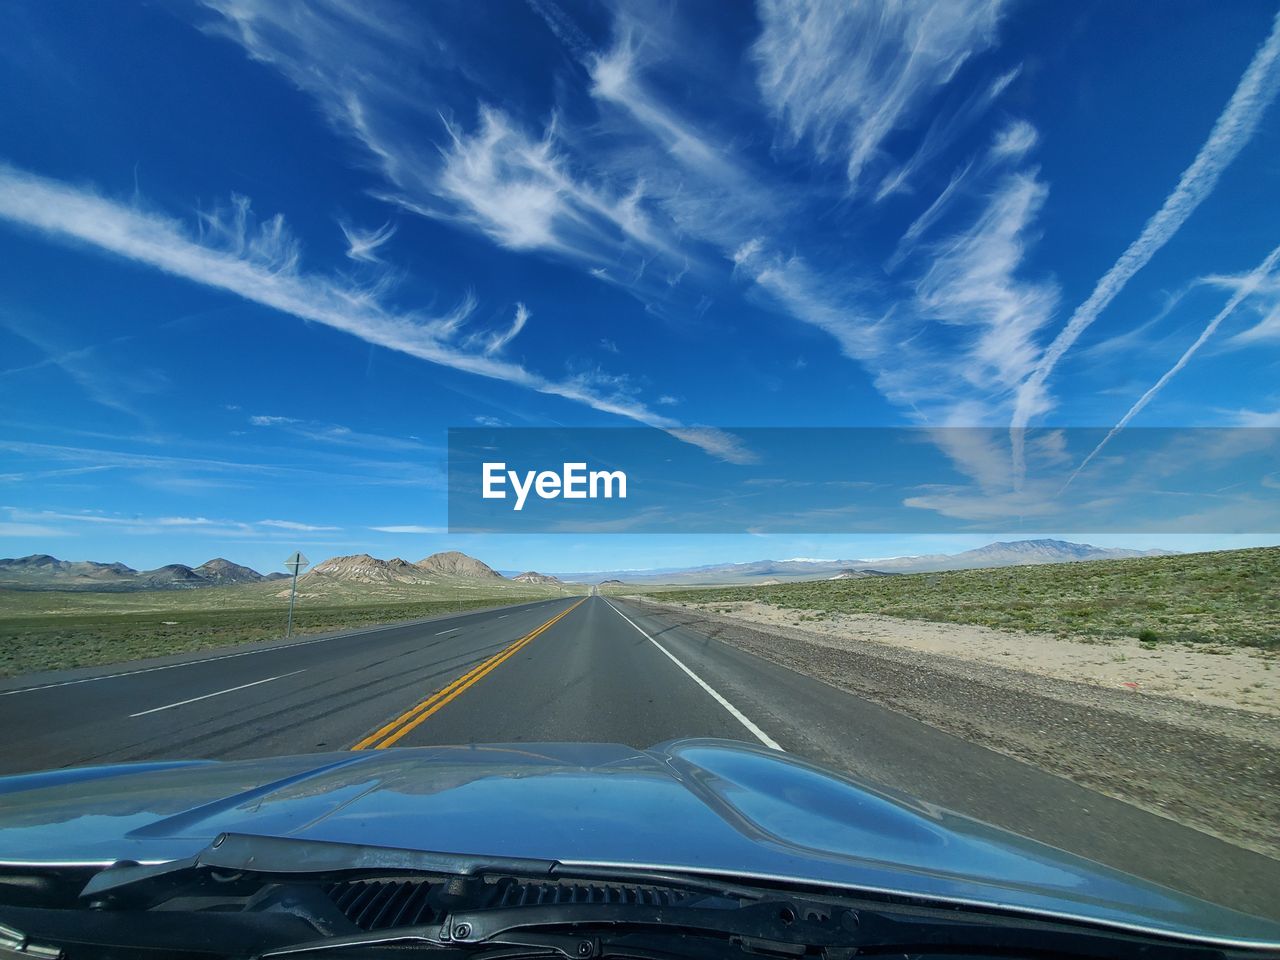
258;888;1244;960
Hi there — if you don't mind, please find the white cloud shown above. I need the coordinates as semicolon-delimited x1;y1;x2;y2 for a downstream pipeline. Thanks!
1012;9;1280;466
1231;408;1280;427
249;414;298;426
339;219;396;262
1226;268;1280;344
585;25;797;284
249;414;429;452
1232;300;1280;343
0;438;439;489
914;172;1058;394
590;33;744;188
874;69;1021;203
4;507;342;537
430;107;662;258
525;0;592;58
201;0;677;275
990;119;1038;158
0;522;69;537
478;302;529;356
369;524;447;534
735;245;886;365
0;163;741;460
1065;241;1280;485
752;0;1008;190
885;159;973;272
259;518;341;531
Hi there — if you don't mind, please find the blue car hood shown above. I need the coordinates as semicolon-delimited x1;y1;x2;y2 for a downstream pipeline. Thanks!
0;739;1275;950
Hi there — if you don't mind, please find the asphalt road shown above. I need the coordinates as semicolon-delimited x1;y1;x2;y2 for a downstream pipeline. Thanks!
1;594;1277;920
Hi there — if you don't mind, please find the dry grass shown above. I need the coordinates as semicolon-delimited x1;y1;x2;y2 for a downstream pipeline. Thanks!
650;547;1280;650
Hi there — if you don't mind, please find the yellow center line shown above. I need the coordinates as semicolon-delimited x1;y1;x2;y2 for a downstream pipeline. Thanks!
350;598;586;751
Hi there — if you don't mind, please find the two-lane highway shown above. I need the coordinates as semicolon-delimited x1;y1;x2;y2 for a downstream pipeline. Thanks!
2;594;1279;921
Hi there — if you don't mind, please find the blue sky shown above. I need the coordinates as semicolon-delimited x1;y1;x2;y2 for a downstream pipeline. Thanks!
1;0;1278;575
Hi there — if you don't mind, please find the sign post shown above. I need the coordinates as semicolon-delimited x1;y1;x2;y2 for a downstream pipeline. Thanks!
283;552;309;639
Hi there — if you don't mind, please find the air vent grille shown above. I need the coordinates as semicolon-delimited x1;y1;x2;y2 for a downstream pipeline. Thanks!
497;880;693;908
325;879;441;930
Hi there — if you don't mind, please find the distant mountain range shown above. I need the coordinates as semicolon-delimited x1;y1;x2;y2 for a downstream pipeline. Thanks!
0;554;286;592
2;540;1177;593
553;539;1178;585
0;550;531;593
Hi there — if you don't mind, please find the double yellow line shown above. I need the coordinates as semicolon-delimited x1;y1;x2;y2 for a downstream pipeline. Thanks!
351;598;586;750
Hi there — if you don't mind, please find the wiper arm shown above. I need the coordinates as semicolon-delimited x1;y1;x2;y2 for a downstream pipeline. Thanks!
442;899;833;952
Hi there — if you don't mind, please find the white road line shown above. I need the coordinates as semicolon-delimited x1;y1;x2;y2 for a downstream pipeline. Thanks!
0;600;556;697
602;599;782;751
129;669;306;718
435;629;457;636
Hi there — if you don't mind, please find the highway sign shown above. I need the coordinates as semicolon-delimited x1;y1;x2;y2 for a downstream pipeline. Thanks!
284;552;309;574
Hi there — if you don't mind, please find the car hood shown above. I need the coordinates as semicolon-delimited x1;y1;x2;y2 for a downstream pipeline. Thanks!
0;739;1275;949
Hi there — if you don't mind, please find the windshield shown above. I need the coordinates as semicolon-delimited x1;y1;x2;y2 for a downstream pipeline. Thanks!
1;1;1278;957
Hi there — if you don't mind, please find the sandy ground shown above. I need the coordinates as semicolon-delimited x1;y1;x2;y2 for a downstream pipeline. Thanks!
679;600;1280;716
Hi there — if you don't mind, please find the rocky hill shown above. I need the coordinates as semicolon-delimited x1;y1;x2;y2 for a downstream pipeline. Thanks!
302;551;505;586
416;551;503;578
304;555;435;585
513;571;561;584
194;558;264;584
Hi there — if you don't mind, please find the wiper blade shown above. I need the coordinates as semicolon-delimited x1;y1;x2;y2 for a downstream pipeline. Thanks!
443;899;832;951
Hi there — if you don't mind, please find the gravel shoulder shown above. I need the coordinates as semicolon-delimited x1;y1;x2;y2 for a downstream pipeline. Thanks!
629;597;1280;860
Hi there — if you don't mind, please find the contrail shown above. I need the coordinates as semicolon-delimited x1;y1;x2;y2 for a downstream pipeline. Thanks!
1061;240;1280;491
1011;9;1280;483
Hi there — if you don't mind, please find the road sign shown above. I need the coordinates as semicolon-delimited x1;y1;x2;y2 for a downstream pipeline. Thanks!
283;552;309;639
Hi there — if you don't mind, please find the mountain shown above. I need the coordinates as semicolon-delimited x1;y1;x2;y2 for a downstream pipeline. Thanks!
512;571;561;584
863;539;1175;573
416;551;503;579
554;539;1179;585
137;564;207;588
0;554;139;589
304;554;437;585
302;551;505;586
0;554;268;592
194;558;264;584
828;569;896;580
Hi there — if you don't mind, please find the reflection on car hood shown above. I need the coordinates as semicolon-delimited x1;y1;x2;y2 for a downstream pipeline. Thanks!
0;738;1275;949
